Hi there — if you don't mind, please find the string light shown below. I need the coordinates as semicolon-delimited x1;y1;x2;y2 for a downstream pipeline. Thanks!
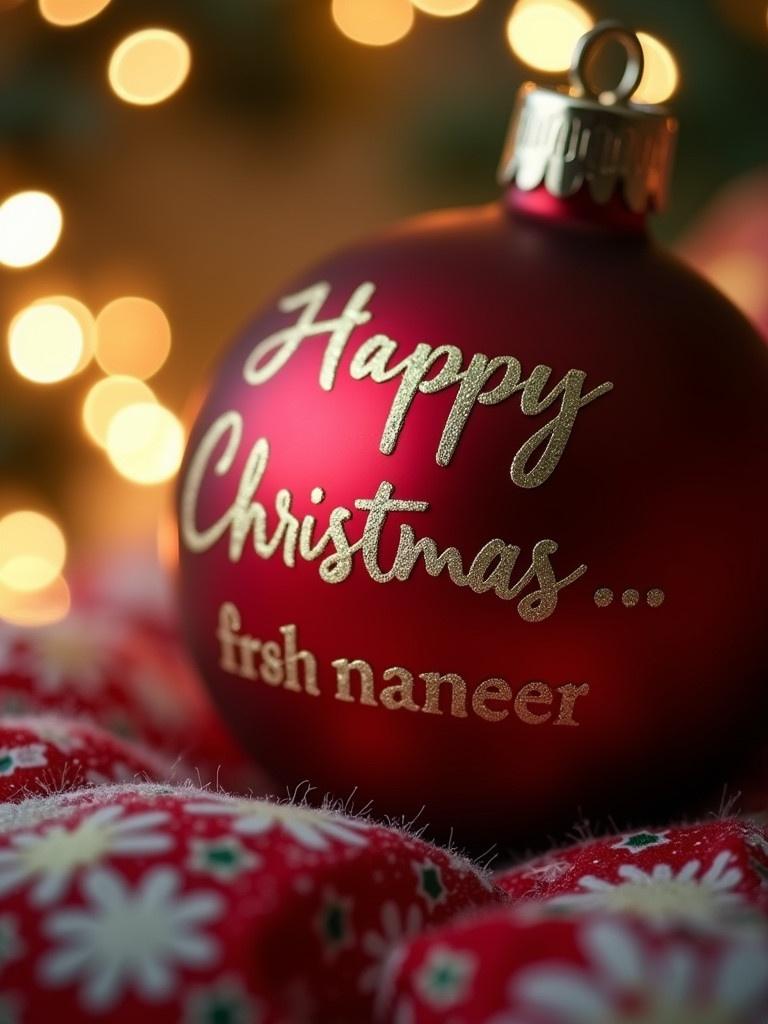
0;510;67;593
105;402;185;485
331;0;414;47
38;0;111;27
108;28;191;106
505;0;593;73
82;376;156;448
634;31;679;105
411;0;480;15
0;576;71;626
0;191;63;269
31;296;95;374
8;302;84;384
94;296;172;379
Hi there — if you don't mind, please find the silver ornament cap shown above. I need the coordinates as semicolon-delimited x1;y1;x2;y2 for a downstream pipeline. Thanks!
499;21;678;213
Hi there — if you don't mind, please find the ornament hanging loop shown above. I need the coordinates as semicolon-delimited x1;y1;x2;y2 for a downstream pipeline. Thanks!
569;21;644;107
499;20;676;210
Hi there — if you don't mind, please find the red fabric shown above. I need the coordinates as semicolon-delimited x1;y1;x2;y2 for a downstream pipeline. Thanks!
0;784;502;1022
0;715;169;801
494;819;768;926
0;612;266;794
4;568;768;1021
378;905;768;1023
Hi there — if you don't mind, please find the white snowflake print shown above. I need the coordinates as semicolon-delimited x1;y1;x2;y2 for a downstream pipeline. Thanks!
612;831;670;855
541;851;753;931
183;975;262;1024
503;918;768;1024
18;719;85;755
10;615;127;695
0;914;23;968
185;795;370;852
40;865;223;1011
0;803;172;905
187;836;260;880
359;901;424;997
0;743;47;776
413;944;476;1009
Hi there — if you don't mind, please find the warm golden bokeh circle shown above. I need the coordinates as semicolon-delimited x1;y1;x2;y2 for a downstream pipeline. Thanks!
8;303;84;384
0;576;71;626
31;296;96;375
0;191;63;269
506;0;593;73
82;375;157;448
411;0;480;16
331;0;415;47
0;510;67;593
95;296;172;379
105;402;185;484
38;0;112;27
634;31;679;104
108;28;191;106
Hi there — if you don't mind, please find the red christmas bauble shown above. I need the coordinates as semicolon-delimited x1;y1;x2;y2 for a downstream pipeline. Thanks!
177;32;768;847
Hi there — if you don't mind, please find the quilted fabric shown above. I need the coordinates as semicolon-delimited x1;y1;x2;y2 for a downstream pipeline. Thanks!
0;783;502;1022
494;819;768;930
0;715;170;801
377;904;768;1023
0;612;265;794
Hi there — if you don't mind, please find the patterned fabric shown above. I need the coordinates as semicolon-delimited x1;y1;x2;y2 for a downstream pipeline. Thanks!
494;820;768;932
0;612;265;793
3;564;768;1021
0;716;170;800
378;906;768;1024
0;784;501;1022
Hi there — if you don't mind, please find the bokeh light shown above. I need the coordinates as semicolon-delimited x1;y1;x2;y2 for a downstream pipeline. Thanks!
105;402;185;485
634;31;679;105
332;0;414;47
38;0;111;27
0;575;71;626
82;375;156;448
411;0;480;15
108;28;191;106
8;302;84;384
95;296;172;379
506;0;593;73
0;510;67;593
31;296;95;374
0;191;63;269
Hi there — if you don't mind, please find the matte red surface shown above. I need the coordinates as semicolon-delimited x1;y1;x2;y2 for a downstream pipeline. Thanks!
177;192;768;849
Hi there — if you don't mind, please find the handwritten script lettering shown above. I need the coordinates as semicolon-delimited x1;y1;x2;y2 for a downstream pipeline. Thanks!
241;281;613;489
180;414;587;623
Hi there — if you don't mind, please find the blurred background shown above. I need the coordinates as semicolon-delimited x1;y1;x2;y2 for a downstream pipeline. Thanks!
2;0;768;627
